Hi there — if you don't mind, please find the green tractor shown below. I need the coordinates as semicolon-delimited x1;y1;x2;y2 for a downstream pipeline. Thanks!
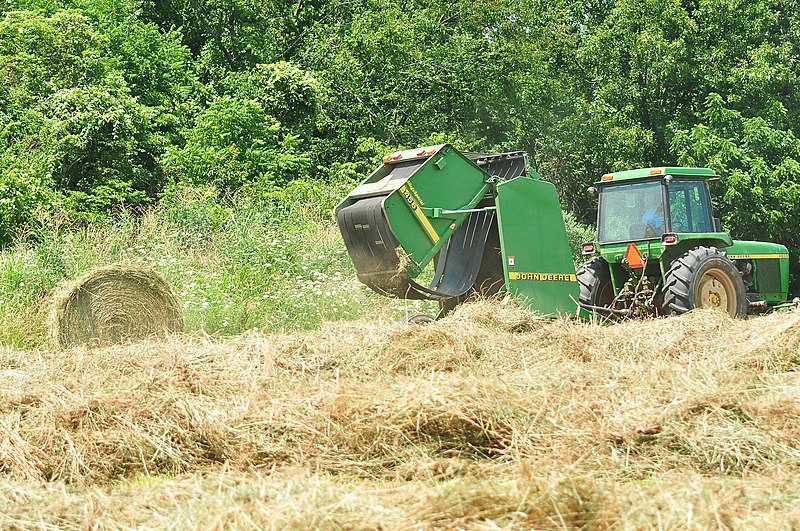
577;167;789;318
335;144;790;320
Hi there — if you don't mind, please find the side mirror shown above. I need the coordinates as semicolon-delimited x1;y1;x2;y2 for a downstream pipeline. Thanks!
713;217;722;232
587;186;597;194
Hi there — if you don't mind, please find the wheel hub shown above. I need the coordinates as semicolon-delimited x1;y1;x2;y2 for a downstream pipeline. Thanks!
708;291;721;307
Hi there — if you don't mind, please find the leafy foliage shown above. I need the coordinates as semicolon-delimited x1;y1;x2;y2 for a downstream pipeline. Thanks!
1;0;800;290
221;61;320;138
43;81;160;216
163;96;309;193
0;7;195;233
673;93;800;281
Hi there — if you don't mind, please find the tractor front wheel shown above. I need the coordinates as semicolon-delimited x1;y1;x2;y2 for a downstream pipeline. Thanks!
577;257;615;311
662;247;747;318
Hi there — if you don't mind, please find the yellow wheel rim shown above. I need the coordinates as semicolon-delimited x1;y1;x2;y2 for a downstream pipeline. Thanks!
698;268;737;316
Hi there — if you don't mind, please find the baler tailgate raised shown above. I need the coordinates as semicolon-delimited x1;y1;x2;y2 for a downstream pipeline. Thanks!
336;196;494;299
335;144;498;301
495;176;580;315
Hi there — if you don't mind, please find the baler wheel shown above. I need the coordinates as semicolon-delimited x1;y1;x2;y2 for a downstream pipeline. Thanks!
399;313;435;325
662;246;747;318
577;257;615;311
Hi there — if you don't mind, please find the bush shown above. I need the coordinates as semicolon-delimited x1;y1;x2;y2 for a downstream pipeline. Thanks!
223;62;320;138
563;211;596;266
0;166;53;244
163;96;311;193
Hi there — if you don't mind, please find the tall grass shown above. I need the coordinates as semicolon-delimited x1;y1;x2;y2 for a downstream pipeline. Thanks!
0;181;593;348
0;181;437;348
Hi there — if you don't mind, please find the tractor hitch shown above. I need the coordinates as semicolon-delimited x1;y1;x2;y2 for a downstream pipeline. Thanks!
577;301;632;317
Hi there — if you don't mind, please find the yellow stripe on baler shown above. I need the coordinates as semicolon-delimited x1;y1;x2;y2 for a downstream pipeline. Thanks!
399;185;440;243
727;253;789;260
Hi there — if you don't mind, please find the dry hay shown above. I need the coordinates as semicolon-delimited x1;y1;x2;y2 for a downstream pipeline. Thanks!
4;300;800;527
49;264;184;349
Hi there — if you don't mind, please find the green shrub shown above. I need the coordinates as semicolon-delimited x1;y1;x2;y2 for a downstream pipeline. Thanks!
0;166;53;244
163;96;311;194
563;211;596;266
223;62;320;137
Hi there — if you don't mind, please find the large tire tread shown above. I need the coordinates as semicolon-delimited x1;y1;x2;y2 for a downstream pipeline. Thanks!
662;246;747;317
577;257;614;308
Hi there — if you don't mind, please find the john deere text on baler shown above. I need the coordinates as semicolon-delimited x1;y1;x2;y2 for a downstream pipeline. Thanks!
335;145;580;317
336;145;791;319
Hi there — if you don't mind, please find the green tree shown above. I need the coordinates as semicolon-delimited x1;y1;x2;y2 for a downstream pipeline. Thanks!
42;79;161;219
140;0;329;76
163;96;310;193
0;7;196;230
222;61;320;138
673;93;800;288
299;0;540;167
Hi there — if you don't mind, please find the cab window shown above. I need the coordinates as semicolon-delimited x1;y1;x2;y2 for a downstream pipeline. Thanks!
598;181;664;243
667;180;712;233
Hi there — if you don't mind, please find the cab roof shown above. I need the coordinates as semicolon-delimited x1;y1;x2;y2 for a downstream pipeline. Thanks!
595;167;717;184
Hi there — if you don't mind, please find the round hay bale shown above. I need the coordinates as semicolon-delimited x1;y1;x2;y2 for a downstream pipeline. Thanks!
50;265;184;349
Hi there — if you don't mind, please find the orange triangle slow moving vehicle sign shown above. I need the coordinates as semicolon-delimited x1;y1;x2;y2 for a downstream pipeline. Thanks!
625;243;645;268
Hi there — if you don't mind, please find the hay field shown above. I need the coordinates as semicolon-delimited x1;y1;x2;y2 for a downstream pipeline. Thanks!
2;301;800;529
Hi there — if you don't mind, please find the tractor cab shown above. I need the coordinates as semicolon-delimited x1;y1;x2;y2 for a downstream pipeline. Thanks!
579;167;789;318
586;167;730;281
594;167;719;246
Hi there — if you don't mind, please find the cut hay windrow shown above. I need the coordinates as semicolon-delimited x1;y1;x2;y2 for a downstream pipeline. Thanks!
3;300;800;527
48;265;184;349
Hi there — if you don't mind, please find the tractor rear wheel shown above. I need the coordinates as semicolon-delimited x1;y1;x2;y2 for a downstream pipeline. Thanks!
577;257;615;311
662;246;747;318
